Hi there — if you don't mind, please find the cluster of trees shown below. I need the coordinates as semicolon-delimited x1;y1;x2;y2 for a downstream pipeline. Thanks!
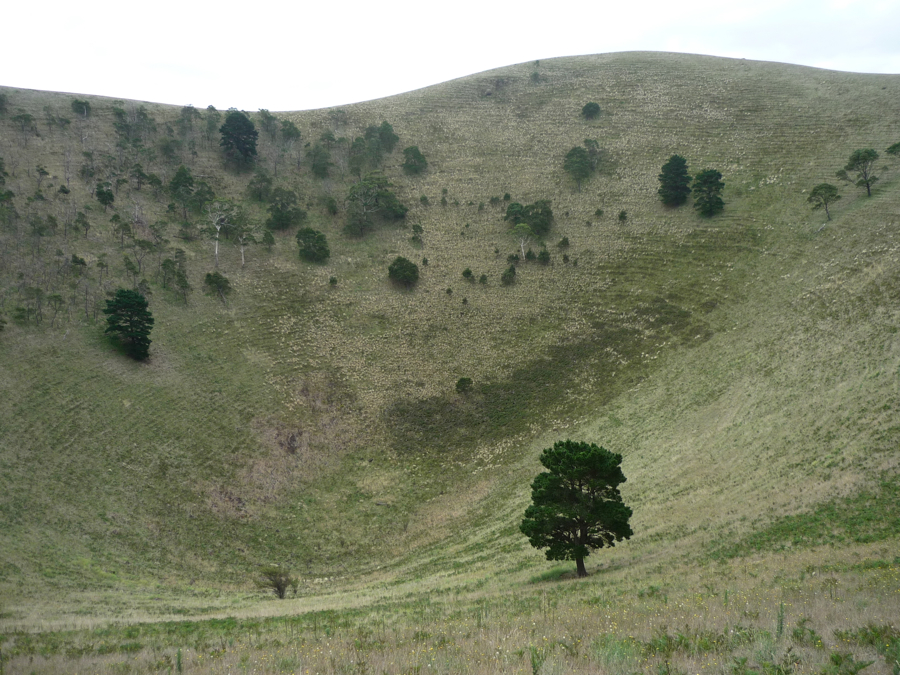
345;172;407;236
807;145;896;221
657;155;725;217
563;140;605;191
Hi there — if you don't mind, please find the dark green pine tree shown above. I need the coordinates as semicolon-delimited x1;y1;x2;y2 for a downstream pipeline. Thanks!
692;169;725;217
658;154;692;206
219;110;258;168
103;289;154;360
521;440;633;577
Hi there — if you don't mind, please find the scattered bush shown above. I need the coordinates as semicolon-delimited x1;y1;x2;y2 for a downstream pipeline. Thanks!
582;102;601;119
462;268;473;281
501;265;516;285
402;146;428;175
557;237;569;248
479;274;488;285
329;276;338;286
256;566;297;599
388;256;419;288
204;271;232;304
618;210;627;222
296;228;330;262
537;249;551;265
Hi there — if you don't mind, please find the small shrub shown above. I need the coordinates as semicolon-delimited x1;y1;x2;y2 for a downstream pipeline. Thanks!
537;249;551;265
446;287;452;296
323;196;338;215
501;265;516;285
618;210;627;222
478;202;485;211
525;248;537;262
503;193;511;201
440;196;448;207
422;257;429;266
462;268;473;281
507;253;520;265
296;227;330;262
412;224;424;235
420;194;429;205
582;102;601;119
456;377;473;393
562;254;570;264
329;276;338;286
820;653;875;675
479;274;488;285
257;566;297;599
594;208;604;217
557;237;569;248
489;196;501;206
389;256;419;288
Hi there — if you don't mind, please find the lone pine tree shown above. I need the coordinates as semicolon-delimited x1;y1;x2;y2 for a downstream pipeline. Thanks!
521;440;633;577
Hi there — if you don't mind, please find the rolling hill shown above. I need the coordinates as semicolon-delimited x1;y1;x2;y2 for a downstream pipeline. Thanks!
0;51;898;674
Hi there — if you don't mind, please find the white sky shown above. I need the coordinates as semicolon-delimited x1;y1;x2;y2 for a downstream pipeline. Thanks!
3;0;899;112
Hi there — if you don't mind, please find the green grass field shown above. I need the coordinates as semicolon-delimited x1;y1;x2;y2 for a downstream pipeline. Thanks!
0;51;899;673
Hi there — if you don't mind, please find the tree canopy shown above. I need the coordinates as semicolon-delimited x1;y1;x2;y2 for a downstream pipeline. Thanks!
581;102;601;120
658;154;692;206
388;256;419;288
563;146;592;191
807;183;841;220
219;110;258;167
504;199;554;236
296;228;330;262
837;149;879;196
692;169;725;217
520;440;633;577
266;188;307;230
345;173;407;236
402;146;428;175
103;289;154;360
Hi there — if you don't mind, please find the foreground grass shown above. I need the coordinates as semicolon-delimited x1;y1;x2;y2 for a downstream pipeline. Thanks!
2;550;898;674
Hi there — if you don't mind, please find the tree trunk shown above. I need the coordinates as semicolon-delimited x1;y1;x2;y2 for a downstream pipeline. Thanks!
576;557;587;577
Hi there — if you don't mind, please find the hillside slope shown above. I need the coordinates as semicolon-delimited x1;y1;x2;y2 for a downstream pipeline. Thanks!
0;52;898;619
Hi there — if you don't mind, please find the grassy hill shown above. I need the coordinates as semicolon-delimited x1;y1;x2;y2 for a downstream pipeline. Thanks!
0;52;899;674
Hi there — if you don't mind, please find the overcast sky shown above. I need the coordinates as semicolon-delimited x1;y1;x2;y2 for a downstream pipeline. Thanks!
3;0;898;112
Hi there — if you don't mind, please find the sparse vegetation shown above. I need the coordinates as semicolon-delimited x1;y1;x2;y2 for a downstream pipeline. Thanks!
0;54;898;673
